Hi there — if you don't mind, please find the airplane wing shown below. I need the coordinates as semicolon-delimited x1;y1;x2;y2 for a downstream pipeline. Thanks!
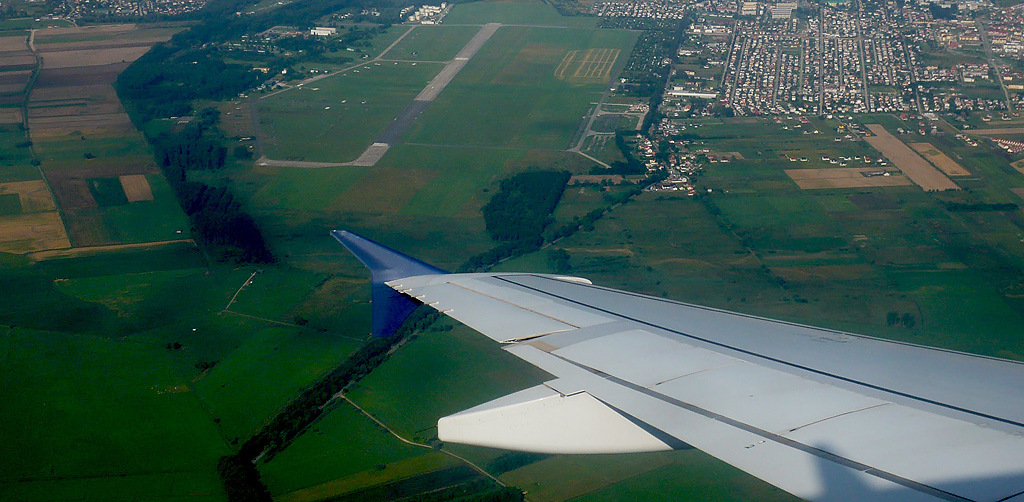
333;230;1024;502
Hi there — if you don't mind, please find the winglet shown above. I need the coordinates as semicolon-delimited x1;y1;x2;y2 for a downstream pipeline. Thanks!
331;230;447;337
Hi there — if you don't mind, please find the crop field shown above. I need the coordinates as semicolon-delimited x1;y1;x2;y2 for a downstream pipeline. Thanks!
785;168;912;189
909;142;971;176
405;26;637;150
258;62;444;162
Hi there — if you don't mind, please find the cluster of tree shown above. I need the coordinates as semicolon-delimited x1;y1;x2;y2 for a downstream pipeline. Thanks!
546;248;571;274
928;2;957;20
175;182;274;263
943;201;1019;212
482;170;571;242
886;311;917;329
117;46;266;122
153;120;228;181
217;454;273;502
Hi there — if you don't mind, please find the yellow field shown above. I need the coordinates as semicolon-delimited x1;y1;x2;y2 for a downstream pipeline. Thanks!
0;211;70;253
0;180;58;212
863;125;960;191
908;143;970;176
785;168;913;189
119;174;154;202
0;108;21;123
555;48;619;81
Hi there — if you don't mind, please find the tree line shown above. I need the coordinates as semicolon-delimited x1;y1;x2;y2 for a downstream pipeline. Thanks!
152;108;273;263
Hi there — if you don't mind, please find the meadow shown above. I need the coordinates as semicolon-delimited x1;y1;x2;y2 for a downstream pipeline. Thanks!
405;26;637;150
380;25;482;61
258;62;444;162
443;1;599;27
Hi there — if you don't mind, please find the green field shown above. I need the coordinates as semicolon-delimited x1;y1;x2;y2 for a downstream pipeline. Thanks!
0;327;228;501
443;0;598;27
193;321;363;441
347;323;550;438
258;62;443;162
381;25;482;61
406;26;636;150
259;401;438;495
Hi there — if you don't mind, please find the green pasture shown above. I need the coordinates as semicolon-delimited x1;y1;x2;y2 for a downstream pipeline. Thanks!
890;269;1024;359
251;166;372;211
444;0;598;27
36;241;205;277
572;450;798;502
258;62;443;162
226;266;327;321
381;25;482;61
0;327;227;501
33;134;153;165
0;192;21;214
0;18;74;31
406;26;636;150
347;322;550;438
83;176;191;244
193;322;363;442
259;401;435;495
0;127;37;181
376;144;527;217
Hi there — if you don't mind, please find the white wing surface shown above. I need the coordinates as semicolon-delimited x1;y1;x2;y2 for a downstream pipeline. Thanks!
334;230;1024;502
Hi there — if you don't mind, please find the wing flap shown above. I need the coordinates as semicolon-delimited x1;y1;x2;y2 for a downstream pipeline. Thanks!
503;344;947;502
437;384;674;454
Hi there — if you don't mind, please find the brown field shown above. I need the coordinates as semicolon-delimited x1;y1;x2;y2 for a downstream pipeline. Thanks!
968;128;1024;136
0;107;21;123
0;35;28;52
0;180;58;212
0;69;31;83
785;168;913;189
1011;188;1024;200
0;211;70;253
863;125;960;191
120;174;153;202
34;64;127;88
39;46;152;69
44;163;158;211
555;48;619;81
0;53;36;68
28;238;194;261
0;83;24;94
29;64;133;137
908;143;970;176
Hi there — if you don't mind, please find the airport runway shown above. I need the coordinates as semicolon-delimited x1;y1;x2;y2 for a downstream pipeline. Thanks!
349;22;501;165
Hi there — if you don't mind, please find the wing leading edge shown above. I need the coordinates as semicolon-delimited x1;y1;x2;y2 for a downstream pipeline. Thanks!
335;230;1024;502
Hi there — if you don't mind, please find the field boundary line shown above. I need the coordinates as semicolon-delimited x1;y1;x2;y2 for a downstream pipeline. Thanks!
340;395;508;488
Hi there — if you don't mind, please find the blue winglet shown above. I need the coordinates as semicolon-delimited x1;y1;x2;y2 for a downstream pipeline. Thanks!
331;230;447;337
